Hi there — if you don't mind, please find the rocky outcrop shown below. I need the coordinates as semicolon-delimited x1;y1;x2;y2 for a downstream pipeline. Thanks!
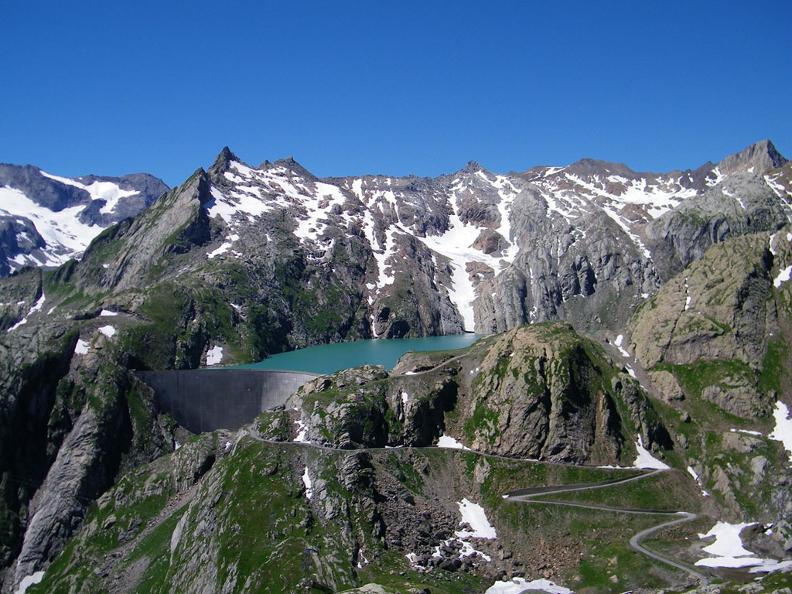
716;139;787;177
288;323;671;467
446;324;671;464
68;168;213;292
630;232;777;373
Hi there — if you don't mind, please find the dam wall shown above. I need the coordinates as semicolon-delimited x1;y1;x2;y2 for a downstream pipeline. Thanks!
137;369;320;433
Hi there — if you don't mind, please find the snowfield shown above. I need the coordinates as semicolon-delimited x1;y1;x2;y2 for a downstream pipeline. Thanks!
633;435;670;470
6;292;46;332
431;498;498;564
456;499;497;539
437;434;470;450
293;418;308;443
614;334;630;358
485;577;573;594
695;521;791;571
302;467;313;500
695;522;763;568
14;570;45;594
206;345;224;366
40;171;140;214
774;265;792;288
1;169;144;270
98;325;116;338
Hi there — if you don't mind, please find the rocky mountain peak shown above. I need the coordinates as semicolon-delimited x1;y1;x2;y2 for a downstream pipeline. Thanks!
271;156;315;179
208;146;241;175
717;139;787;176
462;160;484;173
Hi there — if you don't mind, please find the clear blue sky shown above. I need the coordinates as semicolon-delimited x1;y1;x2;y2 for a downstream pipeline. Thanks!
1;0;790;186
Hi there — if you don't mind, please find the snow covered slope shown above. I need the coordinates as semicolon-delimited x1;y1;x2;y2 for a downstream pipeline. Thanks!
0;164;168;275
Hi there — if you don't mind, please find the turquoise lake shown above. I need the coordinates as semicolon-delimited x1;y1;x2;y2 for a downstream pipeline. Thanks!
234;334;481;375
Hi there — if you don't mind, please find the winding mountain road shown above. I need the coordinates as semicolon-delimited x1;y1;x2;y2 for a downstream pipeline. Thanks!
501;469;709;583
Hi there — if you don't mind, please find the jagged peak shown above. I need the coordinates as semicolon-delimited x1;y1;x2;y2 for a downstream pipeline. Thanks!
207;146;244;177
717;139;787;176
216;146;239;164
461;160;485;173
267;156;315;180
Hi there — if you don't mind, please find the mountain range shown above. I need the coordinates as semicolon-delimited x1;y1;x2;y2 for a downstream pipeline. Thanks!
0;140;791;594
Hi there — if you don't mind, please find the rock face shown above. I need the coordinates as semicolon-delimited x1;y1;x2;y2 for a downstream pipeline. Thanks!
645;172;789;280
716;139;787;177
0;163;168;275
0;283;172;591
451;324;671;464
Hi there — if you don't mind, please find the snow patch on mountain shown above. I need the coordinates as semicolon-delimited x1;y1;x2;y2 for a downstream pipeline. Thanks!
293;419;308;443
485;578;573;594
98;325;116;338
207;234;240;259
302;467;313;500
602;206;651;259
6;292;46;332
769;401;792;461
694;521;776;568
0;186;101;266
456;499;497;539
614;334;630;358
417;179;518;330
206;346;224;366
633;435;669;469
774;265;792;288
437;435;470;450
14;571;45;594
40;171;139;214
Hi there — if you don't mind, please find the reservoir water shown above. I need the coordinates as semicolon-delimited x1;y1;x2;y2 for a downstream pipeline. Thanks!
234;334;481;375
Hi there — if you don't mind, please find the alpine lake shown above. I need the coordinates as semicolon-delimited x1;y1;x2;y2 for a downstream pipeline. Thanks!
232;333;482;375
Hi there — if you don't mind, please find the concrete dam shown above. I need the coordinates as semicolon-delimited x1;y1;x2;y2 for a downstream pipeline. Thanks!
137;369;320;433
